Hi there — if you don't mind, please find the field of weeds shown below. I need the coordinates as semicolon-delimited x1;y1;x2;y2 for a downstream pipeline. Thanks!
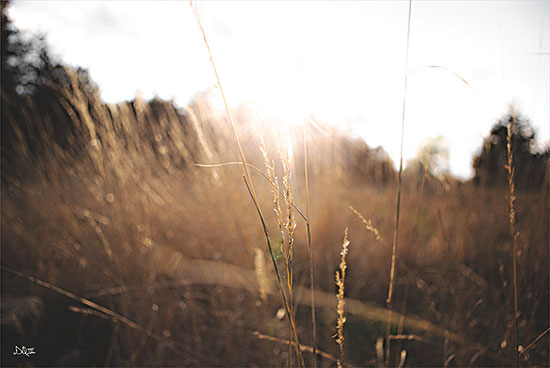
1;2;549;367
1;65;548;367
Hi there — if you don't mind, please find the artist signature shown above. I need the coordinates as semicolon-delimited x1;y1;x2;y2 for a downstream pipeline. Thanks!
13;346;35;357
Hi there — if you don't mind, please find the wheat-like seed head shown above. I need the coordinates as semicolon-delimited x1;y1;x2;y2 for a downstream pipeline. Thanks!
348;206;383;241
335;228;349;368
258;132;285;245
280;143;296;253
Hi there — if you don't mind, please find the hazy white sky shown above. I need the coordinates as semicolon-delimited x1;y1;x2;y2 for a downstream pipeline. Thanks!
8;0;550;178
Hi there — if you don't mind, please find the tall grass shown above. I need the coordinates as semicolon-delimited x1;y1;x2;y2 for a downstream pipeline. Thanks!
1;3;548;367
2;72;548;365
190;1;305;365
335;228;350;368
386;0;413;365
506;107;520;367
303;124;318;368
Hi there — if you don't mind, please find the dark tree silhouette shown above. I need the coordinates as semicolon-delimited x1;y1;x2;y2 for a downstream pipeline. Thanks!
1;0;17;94
473;108;549;191
1;0;56;95
1;2;101;166
341;136;394;183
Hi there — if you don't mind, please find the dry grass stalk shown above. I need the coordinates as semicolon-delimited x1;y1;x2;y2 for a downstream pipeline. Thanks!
258;131;285;249
190;2;304;365
304;124;317;368
195;161;308;221
519;327;549;356
386;0;413;364
335;228;350;368
250;331;341;366
2;266;191;359
280;141;296;257
242;176;304;367
189;1;257;204
506;108;521;367
259;131;299;366
280;141;297;366
83;210;113;261
349;206;383;241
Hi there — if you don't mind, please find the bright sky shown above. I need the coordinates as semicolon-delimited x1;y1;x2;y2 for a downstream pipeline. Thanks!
8;0;550;178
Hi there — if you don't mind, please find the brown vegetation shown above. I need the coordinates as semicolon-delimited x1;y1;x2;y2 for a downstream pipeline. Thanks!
1;3;548;365
1;66;548;367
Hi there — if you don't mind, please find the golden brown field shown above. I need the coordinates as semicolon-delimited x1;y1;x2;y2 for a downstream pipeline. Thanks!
1;64;548;367
1;2;549;366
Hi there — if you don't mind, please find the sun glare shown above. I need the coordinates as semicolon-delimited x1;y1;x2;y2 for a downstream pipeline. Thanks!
245;63;309;131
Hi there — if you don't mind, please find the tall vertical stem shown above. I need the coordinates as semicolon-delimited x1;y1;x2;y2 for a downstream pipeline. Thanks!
507;108;520;367
191;2;304;365
304;122;317;368
386;0;413;365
